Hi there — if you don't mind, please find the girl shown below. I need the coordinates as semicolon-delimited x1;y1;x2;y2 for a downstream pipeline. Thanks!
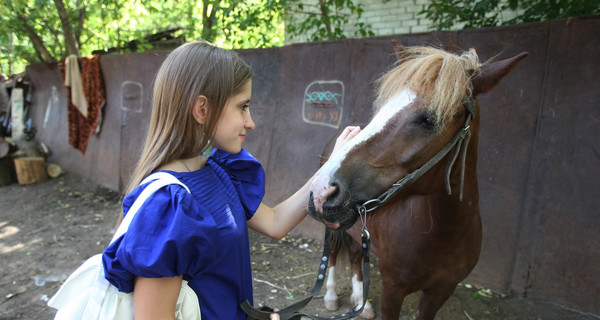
102;41;360;319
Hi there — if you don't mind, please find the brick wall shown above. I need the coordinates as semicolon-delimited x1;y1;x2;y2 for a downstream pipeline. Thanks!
285;0;521;44
347;0;433;36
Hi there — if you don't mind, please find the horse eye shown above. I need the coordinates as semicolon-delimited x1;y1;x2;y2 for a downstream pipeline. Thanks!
419;115;437;128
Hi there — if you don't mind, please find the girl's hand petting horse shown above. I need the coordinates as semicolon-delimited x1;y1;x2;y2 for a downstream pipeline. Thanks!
331;126;361;157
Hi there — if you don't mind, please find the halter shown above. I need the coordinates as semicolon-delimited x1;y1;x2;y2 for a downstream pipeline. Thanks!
357;98;477;215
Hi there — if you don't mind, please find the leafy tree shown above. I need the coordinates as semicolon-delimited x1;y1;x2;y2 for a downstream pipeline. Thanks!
1;0;63;74
0;0;287;75
285;0;375;41
1;0;372;76
512;0;600;23
420;0;600;30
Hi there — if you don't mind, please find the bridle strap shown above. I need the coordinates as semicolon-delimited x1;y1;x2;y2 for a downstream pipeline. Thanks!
358;99;476;213
241;227;371;320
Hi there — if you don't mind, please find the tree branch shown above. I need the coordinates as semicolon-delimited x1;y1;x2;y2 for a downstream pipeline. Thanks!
22;20;55;63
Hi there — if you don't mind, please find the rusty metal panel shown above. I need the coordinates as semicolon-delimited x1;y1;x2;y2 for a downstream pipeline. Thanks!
100;52;169;190
88;57;123;190
26;63;69;161
514;17;600;314
262;40;355;209
452;23;552;293
236;47;283;178
25;61;121;191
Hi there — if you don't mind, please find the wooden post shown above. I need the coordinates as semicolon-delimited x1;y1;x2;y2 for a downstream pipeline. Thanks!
13;156;48;185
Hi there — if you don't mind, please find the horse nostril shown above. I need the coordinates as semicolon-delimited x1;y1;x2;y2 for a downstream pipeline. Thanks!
324;182;342;206
329;182;339;196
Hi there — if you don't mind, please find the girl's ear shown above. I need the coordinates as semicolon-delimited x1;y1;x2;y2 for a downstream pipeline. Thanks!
192;95;209;125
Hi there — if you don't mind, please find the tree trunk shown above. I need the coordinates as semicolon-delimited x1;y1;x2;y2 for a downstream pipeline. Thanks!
202;1;219;42
76;2;87;46
318;0;332;36
54;0;80;56
22;21;55;63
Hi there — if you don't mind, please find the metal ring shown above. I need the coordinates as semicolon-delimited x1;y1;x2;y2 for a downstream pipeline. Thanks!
361;229;370;240
361;199;380;212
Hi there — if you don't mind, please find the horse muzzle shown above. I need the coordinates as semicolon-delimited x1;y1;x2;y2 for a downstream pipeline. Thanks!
308;191;360;230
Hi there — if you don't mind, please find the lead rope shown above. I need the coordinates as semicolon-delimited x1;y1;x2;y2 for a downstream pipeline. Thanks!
241;226;371;320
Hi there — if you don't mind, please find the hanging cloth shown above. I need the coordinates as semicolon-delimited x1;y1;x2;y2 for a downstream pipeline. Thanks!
60;54;106;154
64;54;88;117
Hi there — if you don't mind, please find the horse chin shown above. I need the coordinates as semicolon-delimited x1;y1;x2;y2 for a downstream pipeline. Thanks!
322;205;360;231
308;194;359;231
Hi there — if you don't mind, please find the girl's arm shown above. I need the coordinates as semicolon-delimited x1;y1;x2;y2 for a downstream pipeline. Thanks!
248;126;361;239
133;276;183;320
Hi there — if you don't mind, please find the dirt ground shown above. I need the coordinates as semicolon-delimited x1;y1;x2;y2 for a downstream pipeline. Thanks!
0;172;596;320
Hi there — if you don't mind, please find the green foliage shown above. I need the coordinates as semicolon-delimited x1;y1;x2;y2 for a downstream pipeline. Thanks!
420;0;600;30
0;0;373;74
511;0;600;24
285;0;375;42
1;0;64;74
217;0;286;48
1;0;373;75
420;0;515;30
0;0;288;75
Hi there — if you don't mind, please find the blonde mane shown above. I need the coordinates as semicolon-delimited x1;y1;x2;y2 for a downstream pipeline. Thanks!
374;46;481;126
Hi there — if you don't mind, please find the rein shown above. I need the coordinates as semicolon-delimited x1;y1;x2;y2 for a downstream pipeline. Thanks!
358;98;476;214
241;227;371;320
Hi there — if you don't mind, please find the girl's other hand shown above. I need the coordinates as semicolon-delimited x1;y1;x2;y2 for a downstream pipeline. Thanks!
331;126;361;157
270;307;280;320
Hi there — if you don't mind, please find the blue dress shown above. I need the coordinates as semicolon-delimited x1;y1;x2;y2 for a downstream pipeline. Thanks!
103;149;265;319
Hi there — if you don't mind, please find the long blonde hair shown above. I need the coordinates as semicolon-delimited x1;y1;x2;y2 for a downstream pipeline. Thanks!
119;41;253;224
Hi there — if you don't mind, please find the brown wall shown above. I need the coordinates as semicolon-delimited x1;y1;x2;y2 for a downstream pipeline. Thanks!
25;16;600;316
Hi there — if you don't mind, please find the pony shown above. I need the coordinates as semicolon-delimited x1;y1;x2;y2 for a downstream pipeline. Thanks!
308;44;527;319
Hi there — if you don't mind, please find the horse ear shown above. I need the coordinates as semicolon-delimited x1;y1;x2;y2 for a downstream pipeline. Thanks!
391;39;406;60
472;52;529;96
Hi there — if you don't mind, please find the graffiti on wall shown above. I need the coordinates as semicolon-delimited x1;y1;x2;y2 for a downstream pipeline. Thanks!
43;86;59;129
121;81;143;113
302;80;344;129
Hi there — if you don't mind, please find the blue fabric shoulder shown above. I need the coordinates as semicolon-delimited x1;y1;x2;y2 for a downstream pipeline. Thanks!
103;183;219;293
211;148;265;220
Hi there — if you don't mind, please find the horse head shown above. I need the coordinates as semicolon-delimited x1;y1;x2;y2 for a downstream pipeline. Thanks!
308;45;527;230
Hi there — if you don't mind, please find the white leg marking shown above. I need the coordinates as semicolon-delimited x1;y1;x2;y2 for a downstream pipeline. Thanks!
324;266;339;311
351;274;376;319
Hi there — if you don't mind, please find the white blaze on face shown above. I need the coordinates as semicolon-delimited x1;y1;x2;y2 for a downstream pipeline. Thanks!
311;89;416;213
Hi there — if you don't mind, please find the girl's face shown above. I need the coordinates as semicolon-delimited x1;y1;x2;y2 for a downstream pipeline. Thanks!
212;79;255;154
